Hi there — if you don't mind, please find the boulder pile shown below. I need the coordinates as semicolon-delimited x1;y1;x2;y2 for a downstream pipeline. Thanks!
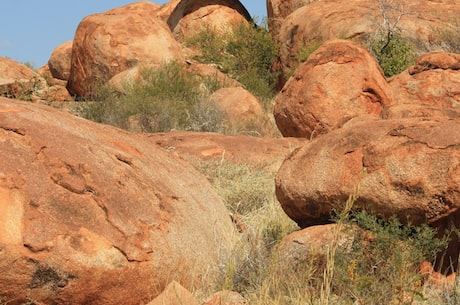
274;39;460;273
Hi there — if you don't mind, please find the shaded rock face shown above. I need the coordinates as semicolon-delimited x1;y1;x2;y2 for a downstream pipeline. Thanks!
274;40;392;138
266;0;317;39
67;2;184;97
163;0;251;40
275;0;460;88
0;98;235;304
48;41;73;81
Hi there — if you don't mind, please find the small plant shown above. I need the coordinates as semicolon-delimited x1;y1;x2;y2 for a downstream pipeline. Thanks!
23;61;36;71
1;76;45;102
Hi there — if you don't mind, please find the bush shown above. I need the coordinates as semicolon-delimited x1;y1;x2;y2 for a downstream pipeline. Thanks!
186;20;279;104
369;32;416;77
333;210;449;305
78;62;226;133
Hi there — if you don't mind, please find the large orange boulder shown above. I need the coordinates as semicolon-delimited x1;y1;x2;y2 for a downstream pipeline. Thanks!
159;0;251;40
67;2;184;97
0;97;236;304
276;117;460;229
208;87;275;136
274;40;392;138
48;40;73;81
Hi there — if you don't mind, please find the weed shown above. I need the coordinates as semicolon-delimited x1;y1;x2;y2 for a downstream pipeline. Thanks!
194;159;275;215
0;76;46;102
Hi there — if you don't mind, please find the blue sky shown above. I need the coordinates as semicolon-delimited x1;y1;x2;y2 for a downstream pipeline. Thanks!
0;1;266;68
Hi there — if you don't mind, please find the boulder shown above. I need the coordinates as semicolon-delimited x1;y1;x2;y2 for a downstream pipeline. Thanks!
276;224;361;271
209;87;274;136
0;97;236;304
161;0;251;40
36;64;67;87
385;52;460;119
275;117;460;228
0;57;48;101
187;62;242;89
44;85;73;102
147;131;306;173
274;40;392;138
67;2;184;97
275;0;460;88
48;41;73;81
420;261;456;289
107;65;144;94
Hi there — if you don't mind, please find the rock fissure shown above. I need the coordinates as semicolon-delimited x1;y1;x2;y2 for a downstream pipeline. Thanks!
388;128;460;150
0;125;26;136
115;154;134;166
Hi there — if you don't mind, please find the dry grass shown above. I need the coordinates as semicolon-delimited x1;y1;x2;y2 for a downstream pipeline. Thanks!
191;159;458;305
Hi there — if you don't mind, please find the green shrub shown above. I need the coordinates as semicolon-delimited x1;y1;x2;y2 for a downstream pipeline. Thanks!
187;20;279;104
333;210;449;305
370;32;416;77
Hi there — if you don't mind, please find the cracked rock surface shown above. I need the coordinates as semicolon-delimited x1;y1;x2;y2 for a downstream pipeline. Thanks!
0;97;236;304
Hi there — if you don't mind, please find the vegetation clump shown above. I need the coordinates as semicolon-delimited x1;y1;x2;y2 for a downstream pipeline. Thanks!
78;62;226;133
369;32;416;77
186;20;280;104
